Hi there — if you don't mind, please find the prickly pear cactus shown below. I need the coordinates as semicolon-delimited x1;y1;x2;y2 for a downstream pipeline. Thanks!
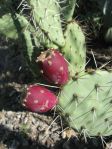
0;0;86;78
58;70;112;136
1;0;112;139
0;13;18;39
59;0;77;21
62;22;86;76
14;14;43;77
27;0;65;47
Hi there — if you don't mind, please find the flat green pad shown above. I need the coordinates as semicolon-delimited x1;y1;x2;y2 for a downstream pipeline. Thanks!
60;0;77;21
0;13;18;39
28;0;65;47
58;70;112;136
62;22;86;76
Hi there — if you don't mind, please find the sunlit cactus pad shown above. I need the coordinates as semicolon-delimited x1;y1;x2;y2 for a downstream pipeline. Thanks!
27;0;65;47
58;70;112;136
62;22;86;76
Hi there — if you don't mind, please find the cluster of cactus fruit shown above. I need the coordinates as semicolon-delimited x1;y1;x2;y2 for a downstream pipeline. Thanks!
0;0;112;139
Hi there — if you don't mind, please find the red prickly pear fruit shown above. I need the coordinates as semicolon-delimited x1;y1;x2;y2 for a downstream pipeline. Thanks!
36;49;69;85
22;85;58;113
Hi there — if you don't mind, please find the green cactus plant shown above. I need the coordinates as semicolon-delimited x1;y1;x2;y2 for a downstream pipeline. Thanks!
61;21;86;76
27;0;65;47
59;0;77;21
58;70;112;136
0;13;18;39
0;0;86;77
0;12;58;76
0;13;49;47
1;0;112;139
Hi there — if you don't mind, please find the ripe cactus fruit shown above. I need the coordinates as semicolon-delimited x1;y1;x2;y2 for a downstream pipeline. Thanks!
22;85;58;113
58;70;112;136
37;49;69;85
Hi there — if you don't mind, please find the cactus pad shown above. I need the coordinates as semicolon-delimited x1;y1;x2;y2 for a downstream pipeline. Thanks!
27;0;65;47
60;0;77;21
58;70;112;136
62;22;86;76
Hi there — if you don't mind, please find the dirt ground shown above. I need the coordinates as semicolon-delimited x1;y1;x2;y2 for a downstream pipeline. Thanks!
0;36;112;149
